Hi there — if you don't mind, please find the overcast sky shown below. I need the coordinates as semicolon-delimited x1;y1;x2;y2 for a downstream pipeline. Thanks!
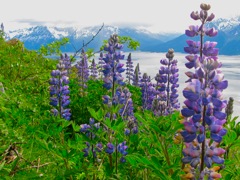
1;0;239;33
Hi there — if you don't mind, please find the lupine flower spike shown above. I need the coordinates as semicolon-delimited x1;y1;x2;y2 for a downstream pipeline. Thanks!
101;34;125;91
76;49;89;95
181;3;228;179
140;73;155;110
132;63;141;86
49;55;71;120
89;59;98;80
154;49;180;115
126;53;134;84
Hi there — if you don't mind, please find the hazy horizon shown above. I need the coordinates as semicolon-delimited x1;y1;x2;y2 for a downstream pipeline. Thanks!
1;0;240;33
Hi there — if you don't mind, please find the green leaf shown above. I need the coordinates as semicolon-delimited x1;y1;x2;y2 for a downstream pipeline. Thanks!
228;130;237;144
104;118;111;128
151;156;161;167
149;124;161;133
87;107;98;120
96;108;104;121
72;122;80;132
0;161;5;170
125;156;137;166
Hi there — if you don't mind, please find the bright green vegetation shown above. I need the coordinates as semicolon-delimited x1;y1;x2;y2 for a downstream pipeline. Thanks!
0;34;239;179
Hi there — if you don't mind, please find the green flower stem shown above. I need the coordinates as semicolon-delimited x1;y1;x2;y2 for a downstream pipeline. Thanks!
158;135;173;175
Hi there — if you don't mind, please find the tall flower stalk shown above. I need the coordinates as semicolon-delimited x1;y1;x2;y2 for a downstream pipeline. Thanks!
181;3;228;179
89;59;98;80
76;49;89;96
132;63;141;86
154;49;180;115
140;73;155;110
101;34;125;93
100;34;128;170
125;53;134;84
49;55;71;120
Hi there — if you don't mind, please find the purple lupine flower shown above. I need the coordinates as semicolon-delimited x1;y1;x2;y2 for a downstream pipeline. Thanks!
205;27;218;37
96;142;103;152
117;141;128;163
76;49;89;95
49;56;71;120
98;52;105;80
116;87;138;134
101;34;125;90
102;87;138;134
185;25;200;37
117;87;134;119
105;142;115;154
132;63;142;86
80;118;100;136
80;119;103;159
89;59;98;80
82;142;91;157
154;49;180;115
140;73;155;110
126;53;134;84
184;40;200;54
80;124;91;133
181;3;228;178
124;128;130;136
117;141;128;156
60;53;71;71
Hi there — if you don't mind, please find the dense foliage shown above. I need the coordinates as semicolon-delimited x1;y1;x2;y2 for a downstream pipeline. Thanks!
0;3;240;180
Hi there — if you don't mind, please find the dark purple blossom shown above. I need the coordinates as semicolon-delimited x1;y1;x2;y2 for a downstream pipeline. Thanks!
105;142;115;154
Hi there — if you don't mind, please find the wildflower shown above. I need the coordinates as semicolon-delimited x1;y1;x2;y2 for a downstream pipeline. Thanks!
76;49;89;94
126;53;134;84
181;3;228;178
49;56;71;120
105;143;115;154
154;49;180;115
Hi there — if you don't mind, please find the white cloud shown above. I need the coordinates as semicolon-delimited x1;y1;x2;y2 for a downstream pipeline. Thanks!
1;0;239;32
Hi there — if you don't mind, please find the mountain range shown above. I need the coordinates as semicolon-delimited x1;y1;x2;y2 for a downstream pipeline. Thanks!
5;16;240;55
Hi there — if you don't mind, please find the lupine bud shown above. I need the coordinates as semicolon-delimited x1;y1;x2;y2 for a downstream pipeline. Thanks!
200;3;211;11
132;63;142;86
126;53;134;84
225;97;234;118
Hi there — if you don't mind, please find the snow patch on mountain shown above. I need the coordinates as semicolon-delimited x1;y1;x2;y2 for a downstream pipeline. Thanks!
209;16;240;31
47;27;69;39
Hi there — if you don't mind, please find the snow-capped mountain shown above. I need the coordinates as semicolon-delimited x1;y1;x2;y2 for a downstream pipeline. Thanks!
4;16;240;55
207;16;240;32
5;25;180;52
